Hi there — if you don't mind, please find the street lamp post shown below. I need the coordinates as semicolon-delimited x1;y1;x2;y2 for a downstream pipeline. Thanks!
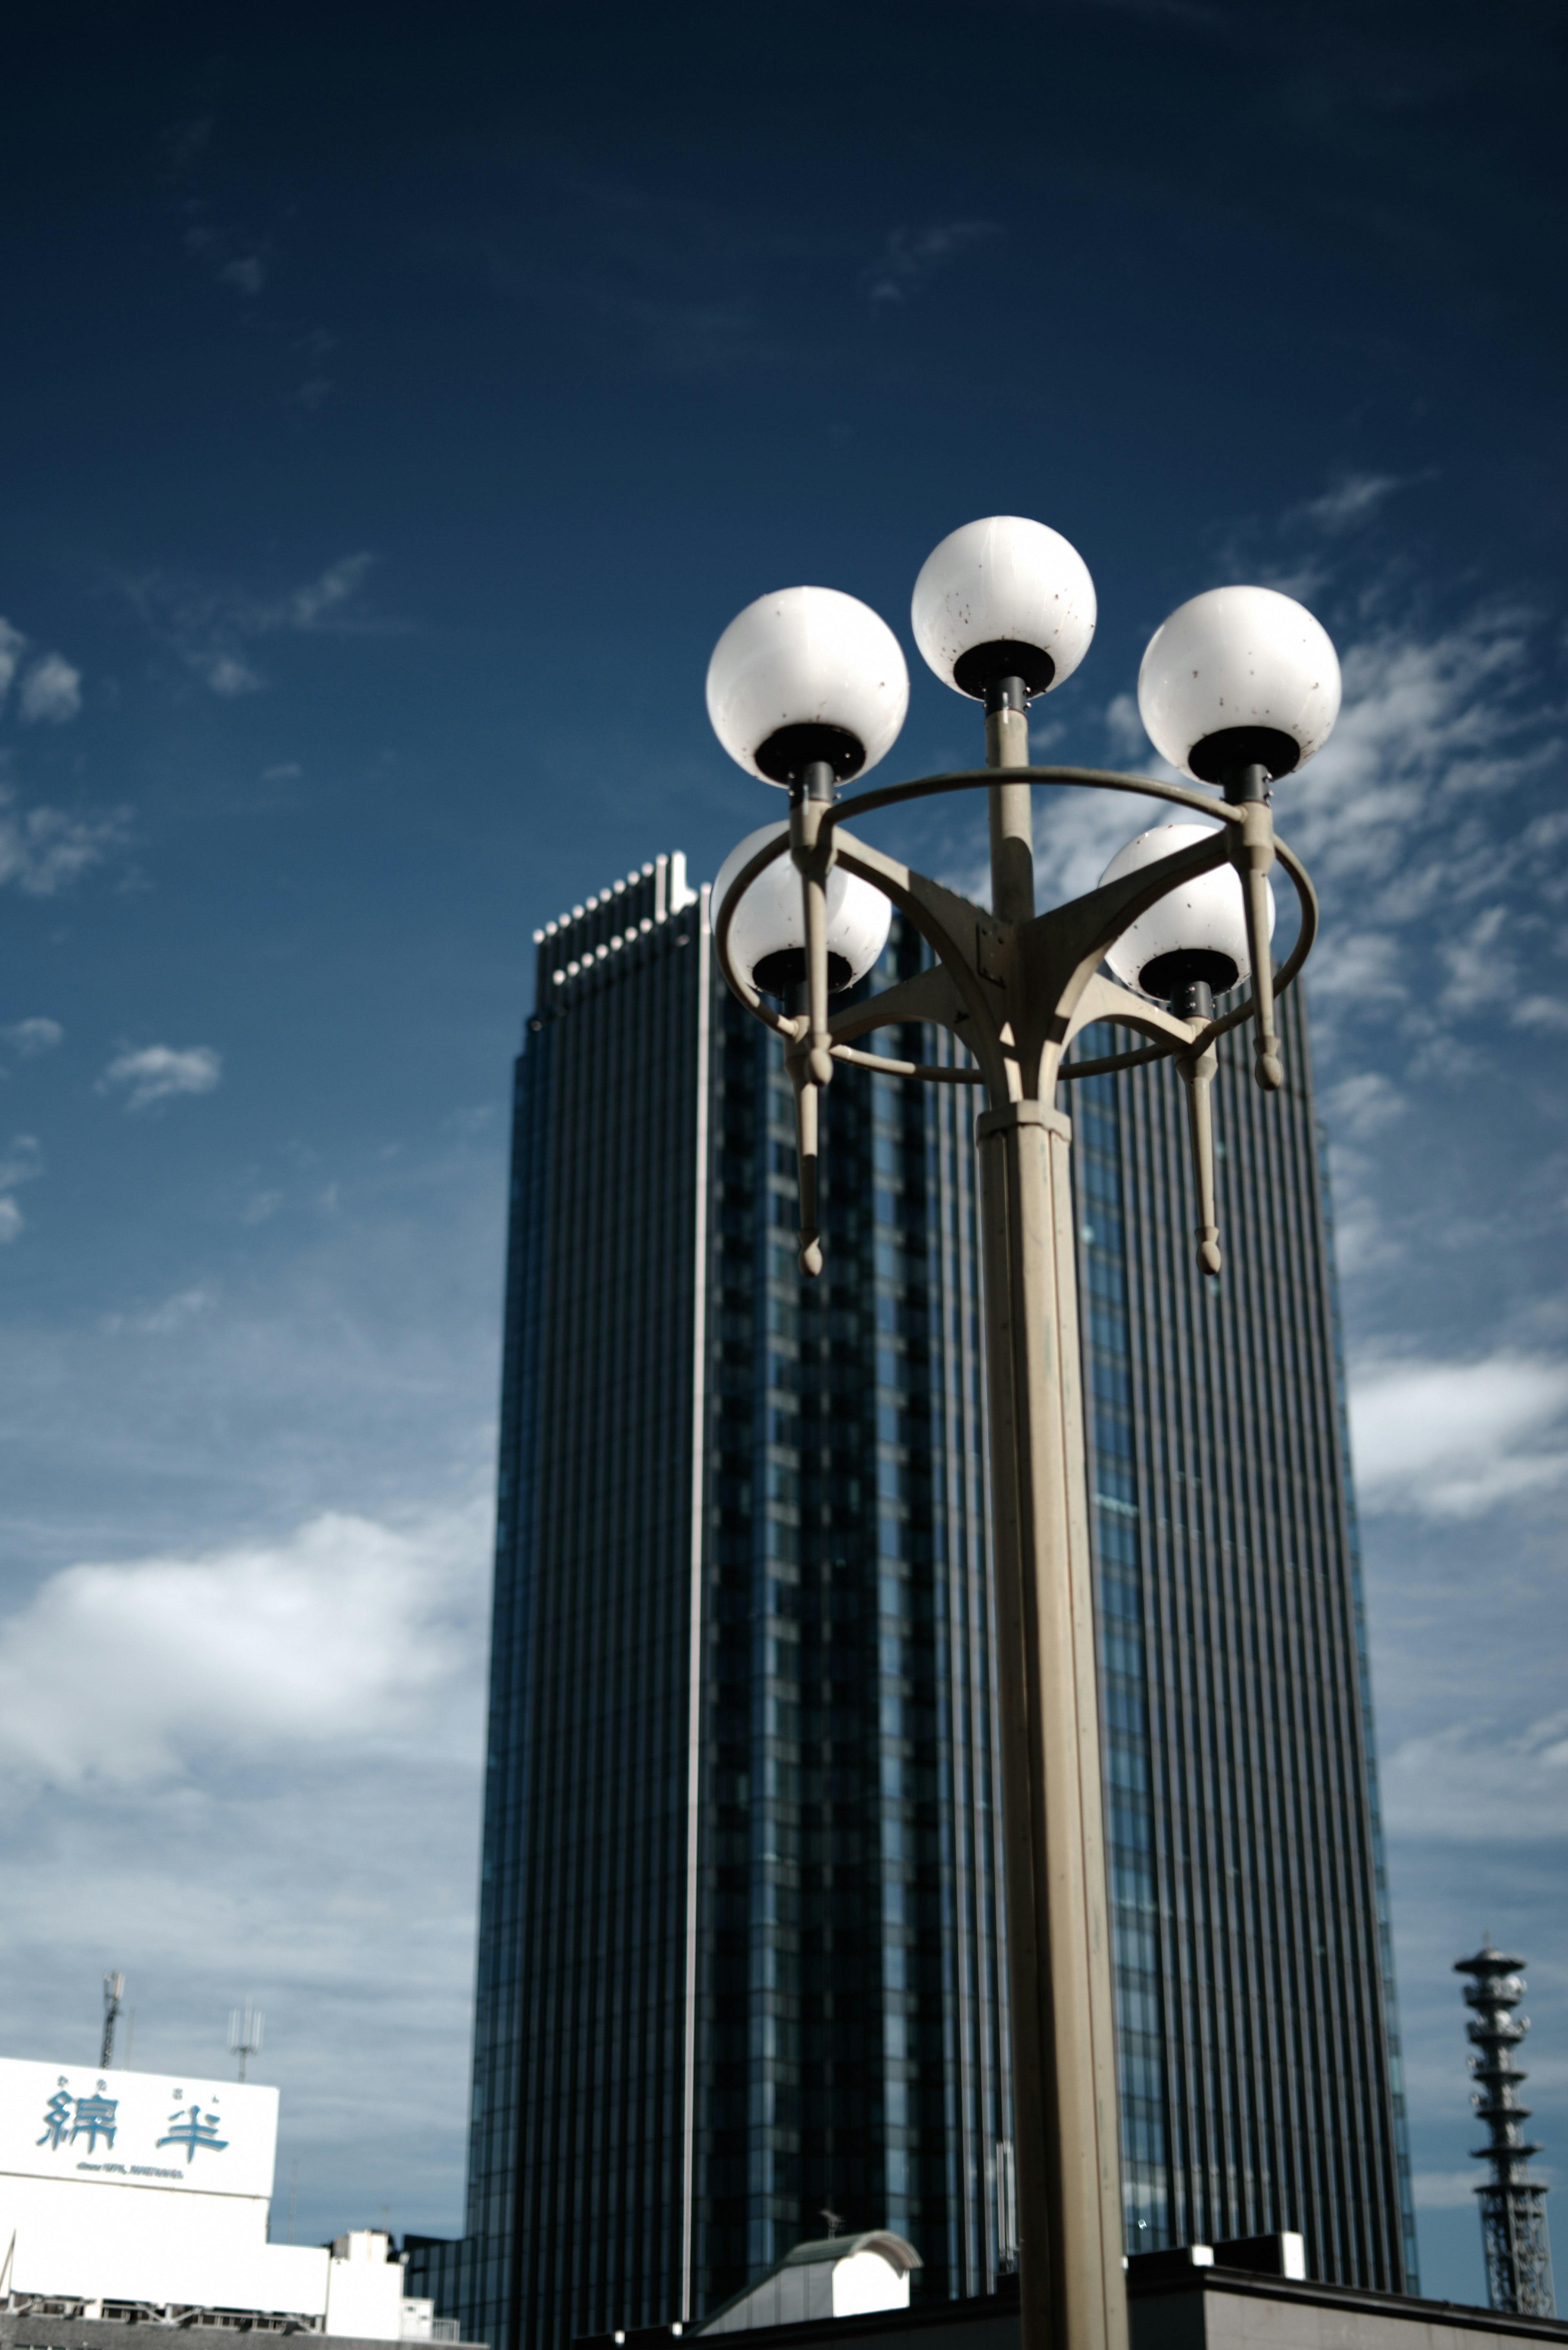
705;521;1336;2350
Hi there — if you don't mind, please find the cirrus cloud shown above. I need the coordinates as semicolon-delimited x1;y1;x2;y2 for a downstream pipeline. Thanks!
99;1043;223;1111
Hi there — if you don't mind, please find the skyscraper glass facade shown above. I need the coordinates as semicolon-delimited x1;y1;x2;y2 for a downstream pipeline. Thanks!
406;846;1414;2350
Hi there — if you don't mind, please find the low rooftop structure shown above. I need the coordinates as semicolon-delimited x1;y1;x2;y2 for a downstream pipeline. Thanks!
696;2235;922;2335
575;2237;1568;2350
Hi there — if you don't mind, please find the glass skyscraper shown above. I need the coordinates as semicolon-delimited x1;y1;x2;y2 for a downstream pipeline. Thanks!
405;844;1415;2350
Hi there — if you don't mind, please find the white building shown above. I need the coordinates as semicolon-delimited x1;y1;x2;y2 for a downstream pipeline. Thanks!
0;2055;446;2339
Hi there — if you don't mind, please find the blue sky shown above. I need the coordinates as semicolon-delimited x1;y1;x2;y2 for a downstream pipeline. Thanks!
0;0;1563;2299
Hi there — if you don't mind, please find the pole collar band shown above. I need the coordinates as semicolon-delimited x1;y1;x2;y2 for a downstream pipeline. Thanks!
976;1101;1072;1143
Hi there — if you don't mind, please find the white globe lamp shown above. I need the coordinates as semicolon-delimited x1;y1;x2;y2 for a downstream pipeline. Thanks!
911;515;1096;700
713;821;893;998
1099;821;1274;1003
706;588;909;788
1136;585;1341;787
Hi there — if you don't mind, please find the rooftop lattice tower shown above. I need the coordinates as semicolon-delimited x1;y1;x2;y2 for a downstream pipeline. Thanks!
1456;1942;1555;2316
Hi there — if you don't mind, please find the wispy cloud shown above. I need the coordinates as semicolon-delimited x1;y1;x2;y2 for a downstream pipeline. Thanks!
123;553;383;697
0;619;24;706
1297;472;1415;534
0;1131;43;1245
102;1282;221;1337
864;221;998;306
183;219;274;300
1512;994;1568;1032
1;1017;63;1057
1412;2171;1488;2210
1323;1068;1406;1140
100;1043;223;1112
0;620;85;724
0;785;127;895
1383;1707;1568;1843
1350;1351;1568;1517
0;1134;43;1192
278;553;374;629
18;653;83;725
218;254;267;296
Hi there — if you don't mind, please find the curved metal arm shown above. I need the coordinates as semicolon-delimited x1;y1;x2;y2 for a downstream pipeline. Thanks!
710;763;1319;1279
715;785;1316;1081
1060;834;1317;1079
817;762;1247;834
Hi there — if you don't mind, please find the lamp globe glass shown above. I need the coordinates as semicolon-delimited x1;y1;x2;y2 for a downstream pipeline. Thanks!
713;821;893;997
911;515;1096;699
706;587;909;787
1136;585;1341;784
1099;821;1274;1001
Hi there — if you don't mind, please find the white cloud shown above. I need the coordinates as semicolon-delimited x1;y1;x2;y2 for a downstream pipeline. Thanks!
102;1282;222;1337
1440;903;1513;1012
18;653;82;725
1287;613;1548;898
100;1043;223;1111
1;1017;63;1056
1323;1068;1405;1140
125;555;380;698
0;787;127;895
0;1133;46;1246
201;650;265;697
0;1133;43;1191
0;618;24;705
0;1505;486;1786
1513;994;1568;1032
1299;473;1408;534
1103;692;1147;765
1412;2171;1485;2211
219;255;267;296
282;553;374;629
1350;1351;1568;1517
1305;927;1408;1006
863;220;998;305
1383;1710;1568;1844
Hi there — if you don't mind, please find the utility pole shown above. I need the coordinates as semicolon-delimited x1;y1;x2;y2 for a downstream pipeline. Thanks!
100;1972;124;2070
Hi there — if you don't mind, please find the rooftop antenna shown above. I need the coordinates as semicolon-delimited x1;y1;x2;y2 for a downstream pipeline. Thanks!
100;1973;125;2071
228;2000;265;2084
1456;1938;1556;2317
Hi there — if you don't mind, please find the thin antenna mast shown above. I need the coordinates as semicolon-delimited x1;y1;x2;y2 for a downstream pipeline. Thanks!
228;2000;265;2083
100;1973;125;2070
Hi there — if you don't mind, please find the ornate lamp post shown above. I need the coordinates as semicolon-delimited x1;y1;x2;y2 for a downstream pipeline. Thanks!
704;518;1338;2350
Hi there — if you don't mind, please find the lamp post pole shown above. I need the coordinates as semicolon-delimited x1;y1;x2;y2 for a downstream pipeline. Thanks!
716;754;1317;2350
974;690;1126;2350
706;536;1332;2350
